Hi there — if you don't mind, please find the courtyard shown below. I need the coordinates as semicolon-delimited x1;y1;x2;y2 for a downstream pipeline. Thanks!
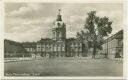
4;57;123;76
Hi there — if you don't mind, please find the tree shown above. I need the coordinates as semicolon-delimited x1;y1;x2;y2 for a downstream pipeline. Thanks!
76;30;89;57
76;11;112;59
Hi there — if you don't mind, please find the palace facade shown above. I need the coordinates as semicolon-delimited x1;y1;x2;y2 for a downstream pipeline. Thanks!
23;10;86;58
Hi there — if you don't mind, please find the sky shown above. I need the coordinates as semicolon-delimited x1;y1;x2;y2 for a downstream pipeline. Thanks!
4;3;123;42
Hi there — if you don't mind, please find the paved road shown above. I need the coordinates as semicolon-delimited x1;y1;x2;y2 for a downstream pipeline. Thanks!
4;58;123;76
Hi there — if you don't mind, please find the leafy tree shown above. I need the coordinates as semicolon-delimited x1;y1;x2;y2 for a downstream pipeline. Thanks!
76;11;112;59
76;30;89;57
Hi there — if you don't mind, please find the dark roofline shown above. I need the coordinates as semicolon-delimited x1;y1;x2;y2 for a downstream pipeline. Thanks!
66;38;82;42
22;42;37;45
104;30;123;43
4;39;21;44
37;38;53;43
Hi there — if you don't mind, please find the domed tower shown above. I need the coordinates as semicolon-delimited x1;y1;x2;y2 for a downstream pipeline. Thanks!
52;9;66;41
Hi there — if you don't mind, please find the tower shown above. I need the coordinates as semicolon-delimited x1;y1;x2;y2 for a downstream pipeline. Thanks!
52;9;66;41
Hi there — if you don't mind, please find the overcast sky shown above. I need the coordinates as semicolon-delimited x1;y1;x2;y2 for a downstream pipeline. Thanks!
4;3;123;42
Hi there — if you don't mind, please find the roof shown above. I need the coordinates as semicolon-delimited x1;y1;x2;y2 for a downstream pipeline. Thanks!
22;42;36;48
37;38;53;43
66;38;82;43
104;30;123;43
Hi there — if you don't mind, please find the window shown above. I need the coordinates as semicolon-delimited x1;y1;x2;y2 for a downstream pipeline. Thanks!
75;43;77;47
75;47;78;52
58;46;60;51
79;43;82;46
42;47;44;51
25;48;28;51
118;39;123;46
37;44;41;48
62;45;65;51
79;47;82;51
71;43;74;47
42;44;45;47
37;47;41;51
51;45;53;51
27;48;29;51
54;45;57;51
46;44;49;47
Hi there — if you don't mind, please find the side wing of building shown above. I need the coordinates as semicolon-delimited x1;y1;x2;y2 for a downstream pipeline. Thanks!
101;30;123;59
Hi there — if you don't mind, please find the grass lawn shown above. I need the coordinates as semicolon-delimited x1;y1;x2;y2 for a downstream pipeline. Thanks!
4;57;123;76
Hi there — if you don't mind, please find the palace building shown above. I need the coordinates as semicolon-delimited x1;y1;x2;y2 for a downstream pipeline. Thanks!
23;9;86;58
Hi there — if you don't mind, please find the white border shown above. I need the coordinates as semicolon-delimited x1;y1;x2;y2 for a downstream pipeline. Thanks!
4;0;124;3
123;0;128;80
1;0;127;79
0;0;4;79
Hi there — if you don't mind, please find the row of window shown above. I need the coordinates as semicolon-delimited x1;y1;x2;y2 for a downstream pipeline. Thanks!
25;48;35;52
25;47;65;52
70;46;82;49
70;43;82;47
70;48;82;51
37;44;65;48
25;47;82;52
37;43;82;47
37;46;65;52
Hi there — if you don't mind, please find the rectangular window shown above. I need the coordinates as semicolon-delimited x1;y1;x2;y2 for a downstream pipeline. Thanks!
62;46;65;51
41;47;44;51
79;43;82;46
71;43;74;47
42;44;45;47
58;45;60;51
39;48;41;51
54;46;57;51
118;39;123;46
27;48;29;51
37;48;41;51
79;48;82;51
